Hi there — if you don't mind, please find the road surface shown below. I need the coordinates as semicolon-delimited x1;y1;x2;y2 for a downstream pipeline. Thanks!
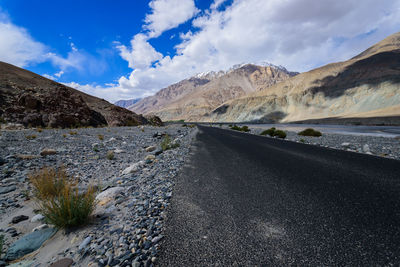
159;126;400;266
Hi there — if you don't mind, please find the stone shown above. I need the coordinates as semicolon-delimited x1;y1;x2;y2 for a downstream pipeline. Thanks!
114;149;124;154
49;258;73;267
16;154;39;160
96;187;124;206
363;144;371;153
0;185;16;194
5;227;57;261
341;142;351;148
79;236;92;252
40;148;57;156
145;146;156;152
11;215;29;224
7;260;35;267
108;137;116;142
145;155;155;161
121;161;144;175
30;214;45;222
151;235;163;244
32;224;49;232
0;157;6;166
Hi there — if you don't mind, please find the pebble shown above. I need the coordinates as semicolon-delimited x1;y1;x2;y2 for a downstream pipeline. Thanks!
11;215;29;224
0;125;197;265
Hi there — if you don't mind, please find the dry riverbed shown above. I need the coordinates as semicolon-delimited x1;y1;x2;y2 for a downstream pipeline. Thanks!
0;125;196;267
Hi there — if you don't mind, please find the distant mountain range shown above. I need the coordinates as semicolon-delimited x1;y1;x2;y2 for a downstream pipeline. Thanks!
129;63;298;121
0;62;148;128
129;32;400;124
114;98;141;108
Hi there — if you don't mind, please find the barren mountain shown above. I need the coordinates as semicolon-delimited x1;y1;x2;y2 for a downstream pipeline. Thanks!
208;32;400;123
0;62;148;128
114;98;141;108
129;64;297;121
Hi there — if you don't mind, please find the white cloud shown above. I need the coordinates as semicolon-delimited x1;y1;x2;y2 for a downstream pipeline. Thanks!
117;34;163;69
0;11;106;76
0;17;47;67
110;0;400;101
144;0;199;38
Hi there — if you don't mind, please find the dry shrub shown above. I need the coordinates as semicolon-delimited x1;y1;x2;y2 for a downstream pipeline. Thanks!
29;167;69;200
98;134;104;141
29;166;96;228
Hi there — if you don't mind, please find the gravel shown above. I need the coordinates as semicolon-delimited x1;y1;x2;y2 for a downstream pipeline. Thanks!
0;124;197;266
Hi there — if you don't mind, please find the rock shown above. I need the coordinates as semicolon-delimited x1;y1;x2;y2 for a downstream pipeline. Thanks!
145;115;164;126
5;227;57;261
114;149;124;154
152;235;163;244
155;150;163;156
363;144;371;153
121;161;145;175
0;185;16;194
79;236;92;252
96;187;124;206
11;215;29;224
30;214;45;222
49;258;73;267
108;137;116;142
0;157;6;166
16;154;39;160
341;142;351;148
32;224;49;232
40;148;57;156
7;260;35;267
145;155;156;161
145;146;156;152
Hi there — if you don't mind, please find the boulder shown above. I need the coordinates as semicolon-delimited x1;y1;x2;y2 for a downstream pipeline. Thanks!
96;187;124;206
5;227;57;261
363;144;371;153
121;161;145;175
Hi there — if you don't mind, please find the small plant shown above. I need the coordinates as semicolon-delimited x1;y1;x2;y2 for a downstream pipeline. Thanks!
62;134;67;138
0;117;6;124
260;127;276;136
21;189;30;200
29;167;96;228
298;128;322;137
182;124;187;127
273;130;287;139
98;134;104;141
299;138;305;143
69;131;77;135
106;151;114;160
25;134;37;140
0;234;4;258
161;134;172;151
230;125;250;132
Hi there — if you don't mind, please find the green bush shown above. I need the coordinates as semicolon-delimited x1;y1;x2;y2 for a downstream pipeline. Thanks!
260;127;276;136
298;128;322;137
273;130;287;139
230;125;250;132
29;167;96;228
106;151;114;160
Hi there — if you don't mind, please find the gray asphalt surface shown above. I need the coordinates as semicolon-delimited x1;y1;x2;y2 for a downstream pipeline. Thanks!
158;125;400;266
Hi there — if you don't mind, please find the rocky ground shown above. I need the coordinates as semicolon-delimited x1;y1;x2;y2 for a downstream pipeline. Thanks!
219;124;400;160
0;125;197;267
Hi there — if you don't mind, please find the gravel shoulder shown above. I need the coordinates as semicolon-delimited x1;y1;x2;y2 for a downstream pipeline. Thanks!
0;125;197;266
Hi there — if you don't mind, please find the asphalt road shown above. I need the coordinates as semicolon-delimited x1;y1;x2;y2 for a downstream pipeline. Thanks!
159;125;400;266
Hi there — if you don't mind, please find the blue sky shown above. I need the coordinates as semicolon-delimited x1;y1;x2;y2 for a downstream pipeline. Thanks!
0;0;399;102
